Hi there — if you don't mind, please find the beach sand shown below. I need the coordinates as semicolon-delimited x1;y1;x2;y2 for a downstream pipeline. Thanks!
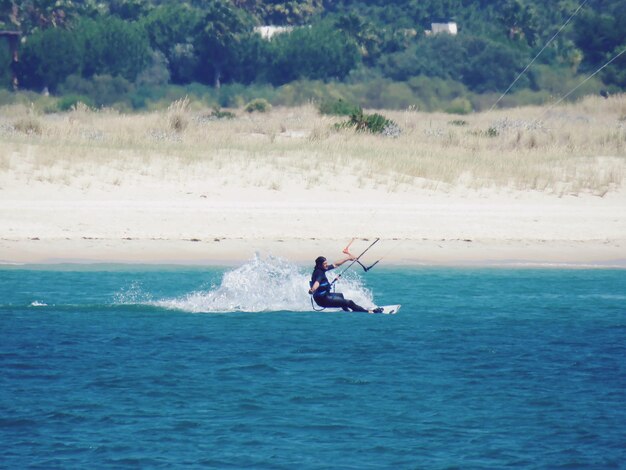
1;162;624;267
2;97;625;267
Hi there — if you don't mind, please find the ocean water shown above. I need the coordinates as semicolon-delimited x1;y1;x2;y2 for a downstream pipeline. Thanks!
1;257;625;469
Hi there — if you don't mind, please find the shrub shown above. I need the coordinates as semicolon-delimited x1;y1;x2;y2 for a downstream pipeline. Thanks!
57;94;94;112
379;81;416;109
274;79;329;107
167;96;190;132
211;106;236;119
217;83;248;108
445;97;473;115
319;98;360;116
486;127;499;137
14;117;43;135
244;98;271;113
361;113;392;133
59;74;134;108
169;114;187;132
337;108;400;135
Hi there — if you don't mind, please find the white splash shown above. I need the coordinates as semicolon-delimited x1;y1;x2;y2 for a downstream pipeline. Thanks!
113;281;153;305
151;254;374;313
29;301;48;307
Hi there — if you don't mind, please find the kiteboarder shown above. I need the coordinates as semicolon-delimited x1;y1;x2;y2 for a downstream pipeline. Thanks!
309;255;382;313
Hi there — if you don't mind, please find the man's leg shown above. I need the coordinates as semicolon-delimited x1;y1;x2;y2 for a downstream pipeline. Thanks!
325;294;368;312
317;294;370;312
345;300;368;312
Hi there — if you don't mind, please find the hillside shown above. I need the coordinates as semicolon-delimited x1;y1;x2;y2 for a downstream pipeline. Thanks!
1;0;624;110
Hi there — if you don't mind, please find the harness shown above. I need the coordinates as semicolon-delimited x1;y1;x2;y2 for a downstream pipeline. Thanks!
309;272;334;311
310;278;331;297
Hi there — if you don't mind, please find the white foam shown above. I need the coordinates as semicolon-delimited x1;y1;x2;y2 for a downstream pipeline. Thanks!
150;254;374;313
29;301;48;307
113;281;153;304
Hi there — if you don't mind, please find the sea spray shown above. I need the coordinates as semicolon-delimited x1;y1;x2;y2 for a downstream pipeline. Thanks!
149;254;374;313
113;280;154;305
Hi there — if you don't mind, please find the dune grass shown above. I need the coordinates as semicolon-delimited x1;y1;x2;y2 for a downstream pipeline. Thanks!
0;94;624;196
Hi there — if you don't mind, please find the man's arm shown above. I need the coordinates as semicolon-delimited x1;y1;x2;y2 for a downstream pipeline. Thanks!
333;255;356;267
308;281;320;295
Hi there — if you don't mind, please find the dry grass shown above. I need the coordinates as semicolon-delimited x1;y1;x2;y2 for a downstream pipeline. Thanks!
0;94;624;196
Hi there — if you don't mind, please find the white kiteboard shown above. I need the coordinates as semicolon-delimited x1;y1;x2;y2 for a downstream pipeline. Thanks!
375;304;401;315
320;304;401;314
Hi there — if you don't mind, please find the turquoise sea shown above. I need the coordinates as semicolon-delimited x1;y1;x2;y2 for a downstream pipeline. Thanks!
1;257;625;469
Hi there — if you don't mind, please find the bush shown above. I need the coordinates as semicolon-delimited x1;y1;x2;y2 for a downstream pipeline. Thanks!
14;117;43;135
244;98;271;113
56;94;94;112
211;106;236;119
361;113;393;133
59;74;134;108
318;98;360;116
217;83;248;108
274;79;330;106
406;75;470;112
486;127;499;137
379;81;416;109
337;108;399;135
167;96;190;132
445;97;473;115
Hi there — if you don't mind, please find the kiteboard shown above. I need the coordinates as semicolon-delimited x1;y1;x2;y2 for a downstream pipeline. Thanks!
318;304;401;314
375;304;401;315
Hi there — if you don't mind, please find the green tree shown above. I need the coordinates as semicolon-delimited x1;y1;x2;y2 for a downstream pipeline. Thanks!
381;34;466;82
18;26;83;90
500;0;539;45
107;0;151;21
76;17;150;81
0;0;77;34
573;3;626;86
334;12;384;66
268;22;360;85
195;0;255;88
381;34;526;93
262;0;323;25
143;3;202;83
233;0;323;25
461;37;527;92
228;32;271;84
0;39;12;88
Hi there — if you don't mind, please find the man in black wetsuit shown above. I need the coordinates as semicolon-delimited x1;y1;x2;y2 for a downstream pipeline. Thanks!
309;255;382;313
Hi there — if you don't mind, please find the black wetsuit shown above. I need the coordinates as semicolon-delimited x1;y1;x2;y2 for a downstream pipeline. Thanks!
310;265;368;312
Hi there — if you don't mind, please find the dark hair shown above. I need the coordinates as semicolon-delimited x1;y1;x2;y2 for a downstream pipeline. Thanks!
315;256;326;268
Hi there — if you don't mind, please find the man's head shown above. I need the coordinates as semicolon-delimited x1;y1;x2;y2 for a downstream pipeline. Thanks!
315;256;327;269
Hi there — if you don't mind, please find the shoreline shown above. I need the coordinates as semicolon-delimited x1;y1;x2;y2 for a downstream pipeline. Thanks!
2;183;625;269
2;237;624;268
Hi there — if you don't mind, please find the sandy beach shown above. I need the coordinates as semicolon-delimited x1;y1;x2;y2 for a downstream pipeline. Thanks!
1;99;625;267
1;169;624;267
